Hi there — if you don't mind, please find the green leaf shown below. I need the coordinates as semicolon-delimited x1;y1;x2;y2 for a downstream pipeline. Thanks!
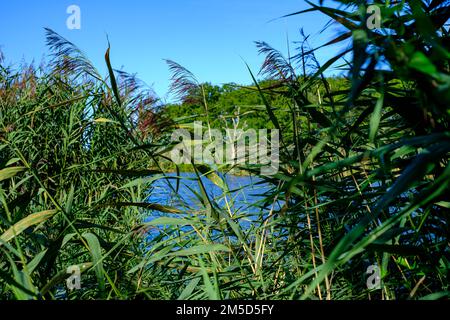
105;47;122;108
435;201;450;208
144;217;195;226
25;249;48;274
420;291;450;300
168;244;231;257
408;52;439;78
0;210;57;245
5;158;21;167
119;175;166;189
369;93;384;142
199;258;219;300
0;167;26;182
94;118;119;124
112;202;182;214
0;268;38;298
82;233;105;293
195;164;227;190
177;277;201;300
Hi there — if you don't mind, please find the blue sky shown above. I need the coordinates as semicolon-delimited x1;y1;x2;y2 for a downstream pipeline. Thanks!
0;0;343;101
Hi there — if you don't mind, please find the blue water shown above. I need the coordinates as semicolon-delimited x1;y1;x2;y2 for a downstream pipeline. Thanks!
147;173;280;215
142;173;284;240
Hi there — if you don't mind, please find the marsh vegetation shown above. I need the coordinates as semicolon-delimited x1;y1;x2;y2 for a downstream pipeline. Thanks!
0;0;449;300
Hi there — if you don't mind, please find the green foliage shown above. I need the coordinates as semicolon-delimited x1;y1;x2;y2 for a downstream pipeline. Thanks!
0;0;449;301
0;29;172;299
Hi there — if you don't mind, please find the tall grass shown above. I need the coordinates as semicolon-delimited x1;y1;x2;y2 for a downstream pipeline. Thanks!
0;0;449;300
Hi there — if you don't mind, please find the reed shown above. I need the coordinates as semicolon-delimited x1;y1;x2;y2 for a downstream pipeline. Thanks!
0;0;449;300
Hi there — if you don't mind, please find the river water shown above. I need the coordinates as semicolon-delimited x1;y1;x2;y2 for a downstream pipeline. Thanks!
147;173;279;215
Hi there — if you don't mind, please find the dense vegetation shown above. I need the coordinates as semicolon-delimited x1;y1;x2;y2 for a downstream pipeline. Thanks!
163;78;348;131
1;0;449;300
